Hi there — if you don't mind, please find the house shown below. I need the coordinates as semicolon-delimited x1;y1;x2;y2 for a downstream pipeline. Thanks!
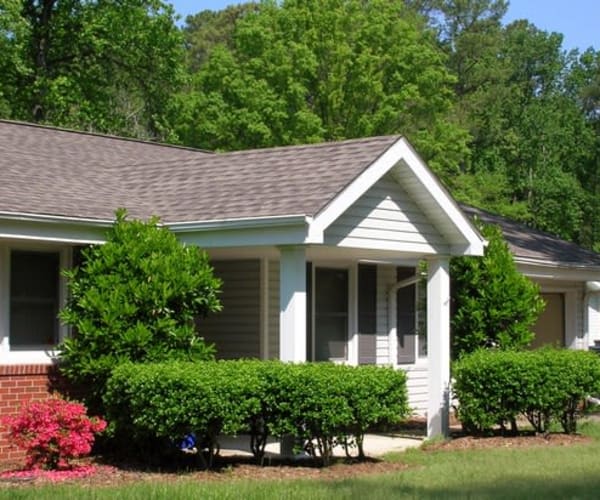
0;119;487;461
461;206;600;351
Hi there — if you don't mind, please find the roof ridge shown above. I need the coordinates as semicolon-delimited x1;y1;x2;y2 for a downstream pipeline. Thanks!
0;119;215;155
222;134;402;156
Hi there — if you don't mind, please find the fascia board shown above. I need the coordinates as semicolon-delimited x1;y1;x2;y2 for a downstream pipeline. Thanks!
166;214;311;232
0;213;110;244
516;259;600;281
0;212;314;247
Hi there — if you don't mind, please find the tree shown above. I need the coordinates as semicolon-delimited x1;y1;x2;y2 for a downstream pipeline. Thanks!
1;0;186;139
450;223;545;359
442;15;595;245
183;3;259;71
175;0;469;183
59;210;222;413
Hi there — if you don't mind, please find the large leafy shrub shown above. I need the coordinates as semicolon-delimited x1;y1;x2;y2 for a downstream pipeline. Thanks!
453;349;600;434
104;361;409;467
59;210;222;413
451;223;545;359
1;398;106;470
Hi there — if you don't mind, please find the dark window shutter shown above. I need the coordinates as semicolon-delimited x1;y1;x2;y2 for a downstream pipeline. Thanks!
397;266;416;364
306;262;313;361
358;264;377;364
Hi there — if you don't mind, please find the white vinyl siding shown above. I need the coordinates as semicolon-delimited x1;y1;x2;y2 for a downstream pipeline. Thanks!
402;365;428;415
324;174;448;254
200;260;261;359
589;294;600;346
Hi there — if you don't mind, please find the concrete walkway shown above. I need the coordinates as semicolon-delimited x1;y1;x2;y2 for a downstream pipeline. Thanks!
218;433;423;458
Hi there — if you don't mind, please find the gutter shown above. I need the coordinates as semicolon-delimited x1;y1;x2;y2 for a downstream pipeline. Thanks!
166;214;312;233
514;256;600;272
0;211;113;227
0;211;313;232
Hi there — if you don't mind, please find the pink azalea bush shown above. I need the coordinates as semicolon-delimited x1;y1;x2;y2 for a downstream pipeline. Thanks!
1;397;106;470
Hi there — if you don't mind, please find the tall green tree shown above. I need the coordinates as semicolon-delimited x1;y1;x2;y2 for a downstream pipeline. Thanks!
0;0;186;139
176;0;469;183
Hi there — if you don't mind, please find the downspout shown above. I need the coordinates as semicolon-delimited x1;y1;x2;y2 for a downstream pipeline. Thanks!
584;281;600;349
388;274;420;365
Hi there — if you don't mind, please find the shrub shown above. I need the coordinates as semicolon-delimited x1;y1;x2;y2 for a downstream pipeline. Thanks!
1;398;106;470
105;360;265;467
451;223;545;359
453;349;600;435
104;360;410;467
59;209;222;413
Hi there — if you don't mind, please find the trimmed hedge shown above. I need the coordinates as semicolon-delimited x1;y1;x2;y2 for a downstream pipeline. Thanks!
453;348;600;435
104;360;409;466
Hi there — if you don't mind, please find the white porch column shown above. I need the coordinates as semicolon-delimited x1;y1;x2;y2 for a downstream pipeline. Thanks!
279;246;307;362
427;257;450;438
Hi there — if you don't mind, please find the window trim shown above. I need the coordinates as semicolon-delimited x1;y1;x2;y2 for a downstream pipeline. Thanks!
308;263;355;363
0;243;71;364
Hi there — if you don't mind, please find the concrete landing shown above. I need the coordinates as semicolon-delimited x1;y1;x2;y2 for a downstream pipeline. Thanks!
218;433;422;458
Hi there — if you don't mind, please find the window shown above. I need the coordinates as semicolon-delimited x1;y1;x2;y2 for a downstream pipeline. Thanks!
314;267;348;361
10;250;60;349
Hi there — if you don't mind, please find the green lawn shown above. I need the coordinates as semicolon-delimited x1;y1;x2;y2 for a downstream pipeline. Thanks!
3;421;600;499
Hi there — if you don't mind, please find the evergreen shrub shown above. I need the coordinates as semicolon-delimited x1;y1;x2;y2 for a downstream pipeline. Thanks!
104;360;409;467
453;348;600;434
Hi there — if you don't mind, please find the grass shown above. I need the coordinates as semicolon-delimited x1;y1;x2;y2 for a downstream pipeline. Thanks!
3;421;600;499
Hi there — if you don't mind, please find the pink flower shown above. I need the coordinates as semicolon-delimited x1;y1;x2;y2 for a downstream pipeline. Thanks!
1;397;107;470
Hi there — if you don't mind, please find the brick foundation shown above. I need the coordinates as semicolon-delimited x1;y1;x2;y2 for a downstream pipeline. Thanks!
0;364;58;463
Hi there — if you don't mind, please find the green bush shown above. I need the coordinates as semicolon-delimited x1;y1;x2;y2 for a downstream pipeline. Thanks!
59;210;222;414
451;224;545;359
453;349;600;435
105;360;264;467
104;361;410;467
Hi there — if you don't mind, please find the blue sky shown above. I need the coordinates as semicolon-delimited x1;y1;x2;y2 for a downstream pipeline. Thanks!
168;0;598;53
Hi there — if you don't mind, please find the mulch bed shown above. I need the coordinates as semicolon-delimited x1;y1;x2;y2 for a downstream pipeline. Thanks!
1;417;595;487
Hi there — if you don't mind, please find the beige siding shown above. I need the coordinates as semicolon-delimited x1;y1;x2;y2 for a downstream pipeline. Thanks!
325;174;448;253
402;365;428;415
268;260;280;359
199;260;261;359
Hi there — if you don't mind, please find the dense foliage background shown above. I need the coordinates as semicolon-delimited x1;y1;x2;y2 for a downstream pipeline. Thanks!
2;0;600;248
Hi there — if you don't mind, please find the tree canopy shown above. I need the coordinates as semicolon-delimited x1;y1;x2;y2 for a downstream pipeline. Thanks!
2;0;600;249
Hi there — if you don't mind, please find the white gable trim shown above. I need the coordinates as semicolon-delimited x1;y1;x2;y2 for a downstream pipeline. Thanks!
308;139;406;241
308;138;484;256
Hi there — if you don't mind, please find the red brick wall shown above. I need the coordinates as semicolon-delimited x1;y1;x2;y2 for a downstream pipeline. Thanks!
0;364;56;463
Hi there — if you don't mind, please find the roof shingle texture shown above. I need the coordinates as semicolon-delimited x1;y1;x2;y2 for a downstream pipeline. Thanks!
461;205;600;267
0;121;399;223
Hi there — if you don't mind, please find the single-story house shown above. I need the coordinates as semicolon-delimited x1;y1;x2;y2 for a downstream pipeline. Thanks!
461;206;600;351
2;120;600;461
0;119;484;460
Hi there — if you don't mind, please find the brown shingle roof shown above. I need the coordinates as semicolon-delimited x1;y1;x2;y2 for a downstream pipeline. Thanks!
461;205;600;268
0;120;399;223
